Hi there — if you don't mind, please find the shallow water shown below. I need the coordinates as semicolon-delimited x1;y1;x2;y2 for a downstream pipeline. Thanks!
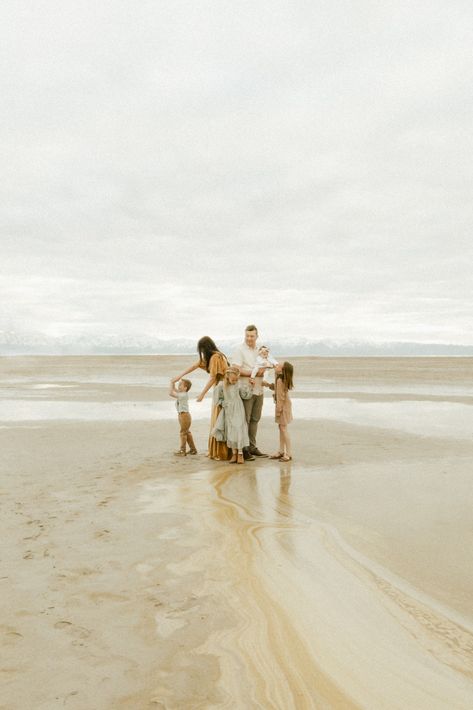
2;356;473;708
1;395;471;440
134;461;473;709
2;375;472;396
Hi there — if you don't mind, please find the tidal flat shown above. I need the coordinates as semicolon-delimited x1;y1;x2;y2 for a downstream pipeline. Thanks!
1;356;473;709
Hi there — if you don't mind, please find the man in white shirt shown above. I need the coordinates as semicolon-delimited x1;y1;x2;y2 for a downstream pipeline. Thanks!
232;324;268;459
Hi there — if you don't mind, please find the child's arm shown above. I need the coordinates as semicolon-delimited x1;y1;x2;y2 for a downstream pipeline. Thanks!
169;380;178;398
215;382;225;406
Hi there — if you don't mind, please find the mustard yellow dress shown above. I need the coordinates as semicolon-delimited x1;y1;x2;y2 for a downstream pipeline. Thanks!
200;352;231;460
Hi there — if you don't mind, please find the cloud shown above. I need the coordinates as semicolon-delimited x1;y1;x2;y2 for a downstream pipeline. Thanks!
1;0;472;346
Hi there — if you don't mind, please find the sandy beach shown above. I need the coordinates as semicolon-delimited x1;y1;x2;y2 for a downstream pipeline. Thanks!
1;356;473;709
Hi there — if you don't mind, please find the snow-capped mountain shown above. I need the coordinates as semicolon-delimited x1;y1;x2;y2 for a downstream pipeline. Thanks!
1;330;472;356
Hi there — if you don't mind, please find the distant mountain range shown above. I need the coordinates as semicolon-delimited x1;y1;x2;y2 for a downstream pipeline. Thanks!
1;331;472;356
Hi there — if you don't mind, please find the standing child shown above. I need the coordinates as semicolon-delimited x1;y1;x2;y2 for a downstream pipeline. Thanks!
213;367;253;464
265;362;294;462
169;379;197;456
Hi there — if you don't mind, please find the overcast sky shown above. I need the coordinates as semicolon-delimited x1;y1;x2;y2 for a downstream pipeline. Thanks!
1;0;472;346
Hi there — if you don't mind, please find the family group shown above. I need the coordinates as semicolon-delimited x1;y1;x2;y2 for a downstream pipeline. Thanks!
169;325;294;463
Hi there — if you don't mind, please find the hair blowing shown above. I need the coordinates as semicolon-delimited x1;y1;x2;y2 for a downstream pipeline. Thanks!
197;336;229;375
278;361;294;391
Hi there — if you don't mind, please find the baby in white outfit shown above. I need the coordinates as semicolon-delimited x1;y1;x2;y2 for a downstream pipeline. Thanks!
249;345;278;385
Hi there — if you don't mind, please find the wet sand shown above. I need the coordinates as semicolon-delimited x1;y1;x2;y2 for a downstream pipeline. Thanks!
1;356;473;709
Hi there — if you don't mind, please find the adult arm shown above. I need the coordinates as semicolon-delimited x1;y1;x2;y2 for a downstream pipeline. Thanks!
171;359;201;383
196;352;225;402
232;347;265;377
238;365;266;377
196;375;216;402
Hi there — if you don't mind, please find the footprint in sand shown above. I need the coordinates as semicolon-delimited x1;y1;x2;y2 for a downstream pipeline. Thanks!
54;620;91;641
57;567;100;580
97;496;115;507
93;529;111;539
62;690;80;704
1;625;24;645
88;591;127;604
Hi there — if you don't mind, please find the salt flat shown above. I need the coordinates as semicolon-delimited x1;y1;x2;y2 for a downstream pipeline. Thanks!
1;356;472;709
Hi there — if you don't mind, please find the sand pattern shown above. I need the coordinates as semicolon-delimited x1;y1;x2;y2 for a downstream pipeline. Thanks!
1;356;473;708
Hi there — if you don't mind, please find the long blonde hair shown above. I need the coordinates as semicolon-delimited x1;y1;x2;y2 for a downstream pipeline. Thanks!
223;366;240;393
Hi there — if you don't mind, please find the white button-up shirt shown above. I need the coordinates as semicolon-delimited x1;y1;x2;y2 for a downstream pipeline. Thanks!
232;342;263;395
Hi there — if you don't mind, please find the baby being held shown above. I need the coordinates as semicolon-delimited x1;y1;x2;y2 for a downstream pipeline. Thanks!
249;345;278;386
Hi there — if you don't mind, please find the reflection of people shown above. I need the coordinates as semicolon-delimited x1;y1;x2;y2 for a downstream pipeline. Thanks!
250;345;278;386
213;367;253;464
231;324;268;460
279;466;292;496
169;378;197;456
276;466;294;556
266;362;294;462
171;336;230;460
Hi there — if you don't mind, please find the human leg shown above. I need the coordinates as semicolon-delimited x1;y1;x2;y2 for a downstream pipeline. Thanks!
186;431;197;453
179;413;191;452
283;426;291;457
208;399;231;460
279;424;286;455
242;396;256;460
279;424;292;461
183;414;197;453
248;394;267;456
248;394;263;449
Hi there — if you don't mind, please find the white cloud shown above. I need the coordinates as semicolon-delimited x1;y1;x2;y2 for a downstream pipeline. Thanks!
1;0;472;346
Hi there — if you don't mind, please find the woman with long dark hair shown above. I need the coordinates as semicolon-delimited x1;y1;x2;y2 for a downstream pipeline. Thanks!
171;337;231;460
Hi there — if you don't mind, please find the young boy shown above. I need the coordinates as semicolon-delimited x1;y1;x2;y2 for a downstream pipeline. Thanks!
169;379;197;456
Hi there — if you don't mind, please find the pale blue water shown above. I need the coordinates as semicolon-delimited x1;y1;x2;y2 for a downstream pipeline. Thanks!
0;395;471;440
